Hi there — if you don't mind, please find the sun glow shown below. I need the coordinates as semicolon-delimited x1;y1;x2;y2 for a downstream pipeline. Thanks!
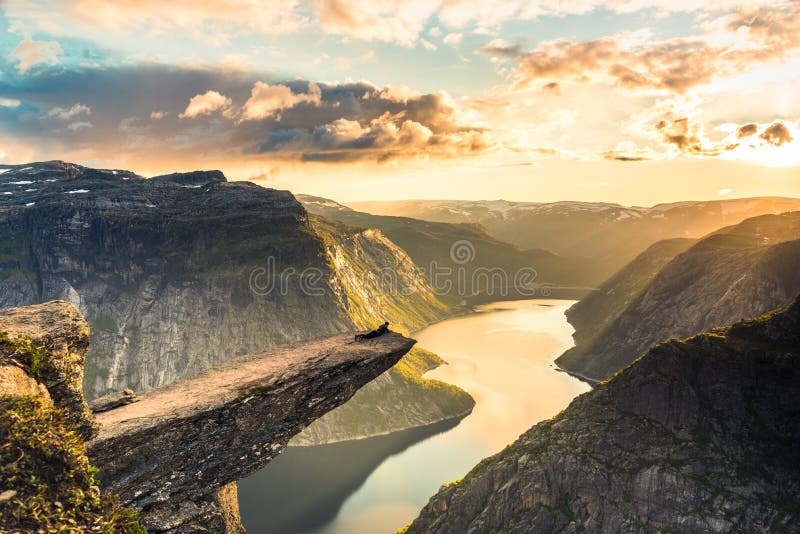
722;140;800;167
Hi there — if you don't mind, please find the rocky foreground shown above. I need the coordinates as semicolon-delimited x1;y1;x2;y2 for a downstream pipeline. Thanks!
405;296;800;533
0;300;415;533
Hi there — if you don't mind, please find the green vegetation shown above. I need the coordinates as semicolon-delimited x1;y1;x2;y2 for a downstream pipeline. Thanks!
310;215;451;332
82;349;111;396
0;395;144;533
0;332;51;383
91;314;119;333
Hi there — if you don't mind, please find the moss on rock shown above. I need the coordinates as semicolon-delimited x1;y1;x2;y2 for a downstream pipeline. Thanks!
0;395;144;533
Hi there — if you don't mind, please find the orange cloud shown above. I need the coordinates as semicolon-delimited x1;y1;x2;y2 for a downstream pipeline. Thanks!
238;82;322;122
179;91;232;119
8;38;64;73
489;4;800;93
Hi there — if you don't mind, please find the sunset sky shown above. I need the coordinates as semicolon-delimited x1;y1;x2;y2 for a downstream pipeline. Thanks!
1;0;799;204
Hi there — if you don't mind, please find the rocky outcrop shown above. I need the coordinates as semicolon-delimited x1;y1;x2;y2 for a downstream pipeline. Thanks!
558;211;800;381
405;296;800;533
0;300;95;438
0;301;143;532
0;300;416;532
88;331;415;530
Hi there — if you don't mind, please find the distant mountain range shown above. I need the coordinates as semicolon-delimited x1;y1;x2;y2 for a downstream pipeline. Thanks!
558;211;800;382
405;297;800;533
350;197;800;280
300;195;603;301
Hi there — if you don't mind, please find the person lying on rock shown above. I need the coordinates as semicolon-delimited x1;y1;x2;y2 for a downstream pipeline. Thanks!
355;321;390;341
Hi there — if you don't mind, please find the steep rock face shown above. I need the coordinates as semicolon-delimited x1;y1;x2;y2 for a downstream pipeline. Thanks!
88;331;415;531
406;297;800;534
0;162;350;398
558;211;800;381
0;301;144;533
566;237;697;347
0;300;95;438
293;218;473;445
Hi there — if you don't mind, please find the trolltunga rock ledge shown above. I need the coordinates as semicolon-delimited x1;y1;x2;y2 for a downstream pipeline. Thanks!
87;331;415;529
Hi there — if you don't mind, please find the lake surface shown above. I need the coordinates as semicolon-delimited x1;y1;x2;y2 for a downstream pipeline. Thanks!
238;299;590;533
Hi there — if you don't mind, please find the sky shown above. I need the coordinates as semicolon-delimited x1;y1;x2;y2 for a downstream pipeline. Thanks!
1;0;799;204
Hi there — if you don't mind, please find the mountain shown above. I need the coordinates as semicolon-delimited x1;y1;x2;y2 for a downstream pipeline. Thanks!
557;211;800;382
300;195;602;302
0;161;470;443
292;217;474;444
350;198;800;280
404;297;800;533
566;237;697;347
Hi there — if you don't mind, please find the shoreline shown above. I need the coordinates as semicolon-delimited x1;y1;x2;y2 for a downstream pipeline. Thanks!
554;365;600;387
288;404;475;448
297;297;579;448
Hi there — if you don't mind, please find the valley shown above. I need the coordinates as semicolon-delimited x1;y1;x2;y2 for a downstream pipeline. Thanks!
238;300;589;533
1;161;798;534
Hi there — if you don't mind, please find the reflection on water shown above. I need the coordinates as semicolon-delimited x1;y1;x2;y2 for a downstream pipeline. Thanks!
238;419;461;534
238;300;590;534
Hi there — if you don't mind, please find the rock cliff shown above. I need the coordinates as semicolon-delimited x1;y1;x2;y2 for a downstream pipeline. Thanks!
88;330;415;531
0;161;472;444
292;218;474;445
558;211;800;381
0;300;415;532
1;301;143;532
300;195;599;300
405;296;800;533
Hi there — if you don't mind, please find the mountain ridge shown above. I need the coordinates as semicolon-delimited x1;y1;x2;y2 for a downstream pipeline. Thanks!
405;295;800;533
557;210;800;381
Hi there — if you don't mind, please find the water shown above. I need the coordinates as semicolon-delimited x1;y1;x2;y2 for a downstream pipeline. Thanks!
239;299;590;533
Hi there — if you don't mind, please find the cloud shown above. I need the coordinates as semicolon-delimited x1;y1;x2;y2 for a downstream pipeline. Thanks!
8;38;64;73
541;82;560;94
47;103;92;119
479;39;522;58
150;111;168;120
179;90;232;118
310;0;437;46
0;64;498;166
489;4;800;93
66;121;93;131
238;82;322;122
421;39;438;51
760;121;793;146
736;123;758;138
0;98;22;108
7;0;308;38
443;32;463;45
